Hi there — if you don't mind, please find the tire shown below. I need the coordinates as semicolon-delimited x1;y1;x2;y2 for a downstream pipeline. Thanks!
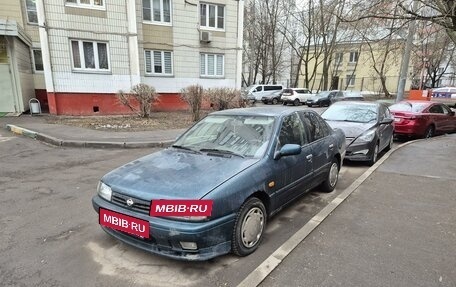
368;142;379;166
424;125;434;139
307;104;312;107
385;134;394;151
293;99;300;106
272;98;278;105
320;158;340;193
283;102;287;106
232;197;267;256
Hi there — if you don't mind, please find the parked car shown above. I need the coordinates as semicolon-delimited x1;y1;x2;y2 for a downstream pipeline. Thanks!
242;84;284;103
337;91;364;102
261;90;283;104
306;90;345;107
389;100;456;138
321;101;394;166
431;87;456;108
281;88;313;106
92;107;346;261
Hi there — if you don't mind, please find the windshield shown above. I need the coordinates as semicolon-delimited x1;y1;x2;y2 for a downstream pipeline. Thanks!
321;103;378;123
389;102;428;113
174;115;275;158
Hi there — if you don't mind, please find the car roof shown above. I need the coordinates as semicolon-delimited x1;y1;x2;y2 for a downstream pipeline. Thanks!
209;106;315;117
395;100;434;106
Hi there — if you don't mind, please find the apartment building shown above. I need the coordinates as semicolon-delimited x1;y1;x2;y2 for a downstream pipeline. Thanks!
0;0;45;114
1;0;243;115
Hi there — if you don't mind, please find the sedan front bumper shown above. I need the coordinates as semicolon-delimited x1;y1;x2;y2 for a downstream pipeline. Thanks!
344;141;375;161
92;195;236;261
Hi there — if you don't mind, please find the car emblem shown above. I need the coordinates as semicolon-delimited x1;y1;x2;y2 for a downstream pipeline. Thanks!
126;198;134;206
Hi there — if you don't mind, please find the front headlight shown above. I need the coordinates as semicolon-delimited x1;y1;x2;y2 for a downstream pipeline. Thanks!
354;129;376;143
97;181;112;201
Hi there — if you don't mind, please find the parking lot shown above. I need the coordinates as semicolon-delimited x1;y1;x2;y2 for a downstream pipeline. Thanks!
0;120;387;287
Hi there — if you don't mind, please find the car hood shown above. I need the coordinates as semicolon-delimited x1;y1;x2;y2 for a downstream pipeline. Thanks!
101;149;259;201
325;120;376;138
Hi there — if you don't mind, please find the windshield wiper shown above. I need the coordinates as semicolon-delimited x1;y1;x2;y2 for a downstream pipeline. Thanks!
199;148;245;158
171;145;202;154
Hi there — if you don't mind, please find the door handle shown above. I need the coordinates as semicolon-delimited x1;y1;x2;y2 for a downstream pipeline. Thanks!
306;154;313;160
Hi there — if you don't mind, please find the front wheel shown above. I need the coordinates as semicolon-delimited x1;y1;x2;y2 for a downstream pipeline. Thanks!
232;197;267;256
368;143;379;166
293;99;301;106
272;98;278;105
320;159;340;192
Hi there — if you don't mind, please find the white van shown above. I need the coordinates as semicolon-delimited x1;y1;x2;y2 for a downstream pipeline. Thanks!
242;84;284;102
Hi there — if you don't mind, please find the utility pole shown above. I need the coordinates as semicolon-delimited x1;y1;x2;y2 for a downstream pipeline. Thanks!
396;0;418;102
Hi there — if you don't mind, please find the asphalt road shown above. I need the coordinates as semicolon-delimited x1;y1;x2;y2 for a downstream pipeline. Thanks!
0;118;387;287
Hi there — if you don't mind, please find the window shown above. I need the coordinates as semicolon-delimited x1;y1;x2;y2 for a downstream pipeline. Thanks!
301;112;330;142
143;0;171;24
66;0;104;8
200;53;224;77
200;3;224;30
264;86;282;91
428;105;444;114
32;49;43;72
349;51;358;63
145;50;173;75
334;52;343;65
25;0;38;24
346;74;356;86
279;113;306;148
70;40;109;71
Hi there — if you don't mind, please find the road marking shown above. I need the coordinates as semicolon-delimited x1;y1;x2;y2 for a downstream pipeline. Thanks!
237;140;420;287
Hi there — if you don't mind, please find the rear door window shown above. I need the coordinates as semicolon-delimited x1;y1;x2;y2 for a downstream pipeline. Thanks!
428;105;444;114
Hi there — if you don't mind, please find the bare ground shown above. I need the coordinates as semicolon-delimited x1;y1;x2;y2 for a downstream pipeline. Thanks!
44;111;209;132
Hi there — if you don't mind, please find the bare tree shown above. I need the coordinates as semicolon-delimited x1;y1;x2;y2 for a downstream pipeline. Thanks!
180;85;204;122
117;84;159;118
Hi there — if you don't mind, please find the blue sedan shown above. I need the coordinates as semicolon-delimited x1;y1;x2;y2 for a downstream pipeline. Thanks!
92;107;346;260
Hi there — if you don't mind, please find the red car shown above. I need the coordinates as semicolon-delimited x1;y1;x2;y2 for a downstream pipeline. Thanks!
389;100;456;138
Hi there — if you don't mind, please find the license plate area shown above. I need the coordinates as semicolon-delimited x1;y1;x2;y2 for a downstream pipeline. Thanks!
99;208;150;238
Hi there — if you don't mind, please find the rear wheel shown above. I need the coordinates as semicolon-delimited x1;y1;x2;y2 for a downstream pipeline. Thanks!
424;125;434;139
293;99;300;106
320;159;340;192
272;98;278;105
232;197;267;256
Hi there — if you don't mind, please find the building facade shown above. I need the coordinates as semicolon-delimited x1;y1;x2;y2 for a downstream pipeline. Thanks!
1;0;243;115
0;0;45;114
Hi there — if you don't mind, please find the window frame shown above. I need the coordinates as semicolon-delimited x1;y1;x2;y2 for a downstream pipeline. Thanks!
200;53;224;78
200;2;225;31
334;52;343;65
346;74;356;87
65;0;106;10
25;0;38;25
144;49;173;76
349;51;359;63
142;0;172;26
31;48;44;73
69;39;111;73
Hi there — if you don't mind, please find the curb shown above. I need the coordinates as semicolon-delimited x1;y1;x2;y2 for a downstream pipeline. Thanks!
237;137;429;287
5;124;174;149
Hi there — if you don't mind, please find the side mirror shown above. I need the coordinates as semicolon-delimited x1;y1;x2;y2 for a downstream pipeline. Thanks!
450;111;455;116
274;144;301;160
380;118;394;124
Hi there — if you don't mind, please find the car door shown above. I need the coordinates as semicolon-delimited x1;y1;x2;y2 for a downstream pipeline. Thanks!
270;112;314;209
301;111;334;183
427;104;447;133
378;105;394;151
441;104;456;133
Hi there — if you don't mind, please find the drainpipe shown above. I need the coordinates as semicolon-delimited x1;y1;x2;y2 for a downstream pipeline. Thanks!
126;0;140;87
36;0;56;113
235;0;244;90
